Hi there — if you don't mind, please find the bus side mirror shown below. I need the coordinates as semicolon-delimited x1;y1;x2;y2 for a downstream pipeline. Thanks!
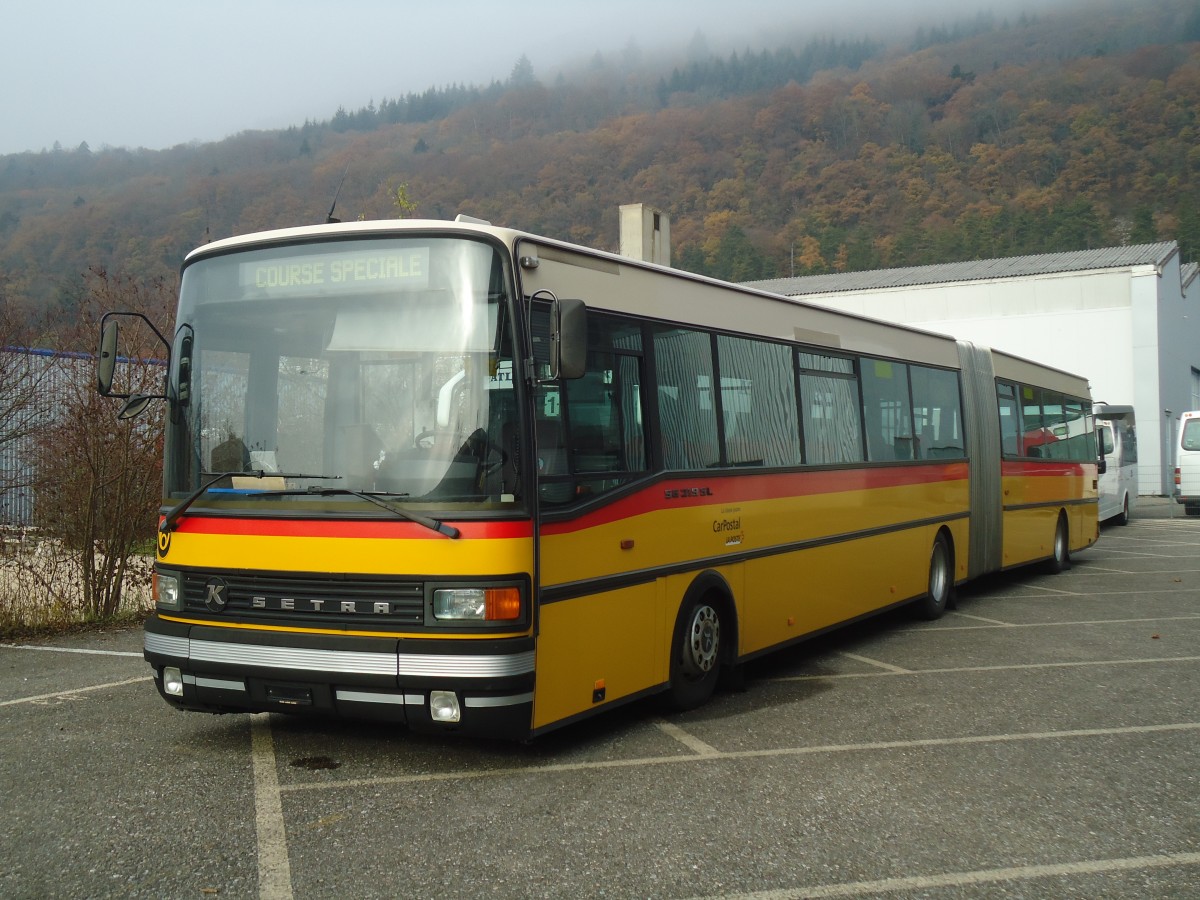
97;320;119;396
553;298;587;380
96;310;171;417
1098;455;1107;475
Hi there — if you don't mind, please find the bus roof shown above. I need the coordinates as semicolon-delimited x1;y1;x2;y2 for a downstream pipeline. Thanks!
185;218;1091;387
1093;403;1135;420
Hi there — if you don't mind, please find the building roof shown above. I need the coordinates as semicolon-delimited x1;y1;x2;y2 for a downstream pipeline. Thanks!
746;241;1180;297
1183;261;1198;289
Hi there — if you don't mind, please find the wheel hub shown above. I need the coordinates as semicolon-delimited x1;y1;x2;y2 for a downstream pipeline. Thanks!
686;605;720;674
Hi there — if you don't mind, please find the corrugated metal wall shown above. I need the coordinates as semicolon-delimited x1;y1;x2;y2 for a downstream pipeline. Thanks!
1;349;95;526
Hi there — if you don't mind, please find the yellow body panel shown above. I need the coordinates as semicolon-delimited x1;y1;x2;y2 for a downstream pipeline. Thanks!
161;529;533;577
539;479;970;589
532;582;664;729
1000;470;1098;567
532;474;970;726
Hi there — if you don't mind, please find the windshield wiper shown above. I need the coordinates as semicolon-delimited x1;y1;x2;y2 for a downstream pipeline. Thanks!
299;487;461;539
159;470;340;534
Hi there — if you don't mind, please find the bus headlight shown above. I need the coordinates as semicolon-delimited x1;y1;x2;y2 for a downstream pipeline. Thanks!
163;667;184;696
154;571;182;611
432;587;521;622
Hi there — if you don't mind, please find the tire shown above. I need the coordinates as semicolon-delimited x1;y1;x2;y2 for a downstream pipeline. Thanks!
1046;514;1071;573
912;533;954;620
666;597;724;710
1186;504;1200;517
1114;495;1129;526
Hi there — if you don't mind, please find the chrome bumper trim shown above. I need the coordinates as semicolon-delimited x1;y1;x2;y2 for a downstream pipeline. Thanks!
145;632;189;657
145;633;534;679
395;651;534;678
336;689;407;706
464;692;534;708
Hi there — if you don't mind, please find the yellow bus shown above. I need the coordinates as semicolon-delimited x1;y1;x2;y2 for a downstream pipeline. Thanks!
98;217;1100;739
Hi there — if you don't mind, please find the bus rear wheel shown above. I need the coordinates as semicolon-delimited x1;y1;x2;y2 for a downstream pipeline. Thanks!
667;597;723;710
912;532;954;620
1046;514;1071;573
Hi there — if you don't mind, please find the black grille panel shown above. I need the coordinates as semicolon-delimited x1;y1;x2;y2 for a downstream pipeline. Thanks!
182;571;425;624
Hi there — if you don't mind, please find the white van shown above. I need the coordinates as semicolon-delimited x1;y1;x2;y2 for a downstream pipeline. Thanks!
1175;410;1200;516
1095;404;1137;525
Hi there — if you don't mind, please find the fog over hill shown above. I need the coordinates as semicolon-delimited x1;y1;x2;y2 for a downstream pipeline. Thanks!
0;0;1197;324
3;0;1064;156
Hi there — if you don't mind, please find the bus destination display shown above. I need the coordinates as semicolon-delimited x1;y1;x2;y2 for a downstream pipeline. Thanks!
241;247;431;295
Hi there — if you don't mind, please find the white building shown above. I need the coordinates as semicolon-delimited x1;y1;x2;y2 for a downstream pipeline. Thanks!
747;242;1200;495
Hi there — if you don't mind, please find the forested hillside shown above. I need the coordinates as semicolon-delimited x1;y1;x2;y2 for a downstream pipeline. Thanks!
1;0;1198;321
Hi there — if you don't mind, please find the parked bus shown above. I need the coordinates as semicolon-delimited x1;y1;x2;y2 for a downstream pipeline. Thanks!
1094;404;1137;525
98;218;1100;739
1175;410;1200;516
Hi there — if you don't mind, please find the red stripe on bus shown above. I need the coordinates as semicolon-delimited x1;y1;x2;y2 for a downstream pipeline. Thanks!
162;517;534;540
544;463;969;534
1001;460;1095;477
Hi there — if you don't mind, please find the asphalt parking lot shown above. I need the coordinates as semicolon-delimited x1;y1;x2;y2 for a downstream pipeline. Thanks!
2;500;1198;899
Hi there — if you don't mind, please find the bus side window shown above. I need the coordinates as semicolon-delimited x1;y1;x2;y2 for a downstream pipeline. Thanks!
860;357;913;462
1101;425;1115;456
1121;422;1137;464
716;334;800;467
797;351;862;465
996;382;1020;456
534;386;574;505
910;365;965;459
546;313;647;503
652;327;719;470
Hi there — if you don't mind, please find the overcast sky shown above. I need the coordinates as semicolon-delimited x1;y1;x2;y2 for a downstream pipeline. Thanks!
2;0;1044;156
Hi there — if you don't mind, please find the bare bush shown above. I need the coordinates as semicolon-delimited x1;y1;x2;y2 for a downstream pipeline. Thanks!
0;530;154;632
0;269;175;630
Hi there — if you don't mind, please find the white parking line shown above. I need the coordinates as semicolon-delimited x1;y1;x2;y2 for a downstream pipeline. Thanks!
657;720;723;756
947;611;1013;625
693;850;1200;899
1021;583;1081;596
838;652;911;673
277;720;1200;793
250;714;294;900
769;655;1200;682
0;676;150;706
910;614;1200;633
1075;563;1141;573
0;643;142;657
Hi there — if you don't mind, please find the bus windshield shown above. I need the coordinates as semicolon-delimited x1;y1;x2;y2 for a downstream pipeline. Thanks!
164;236;520;513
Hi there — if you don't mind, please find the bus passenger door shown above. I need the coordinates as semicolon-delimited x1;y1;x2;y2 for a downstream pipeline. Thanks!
530;315;660;730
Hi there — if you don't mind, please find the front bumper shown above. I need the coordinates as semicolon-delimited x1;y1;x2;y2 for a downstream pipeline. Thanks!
143;616;535;739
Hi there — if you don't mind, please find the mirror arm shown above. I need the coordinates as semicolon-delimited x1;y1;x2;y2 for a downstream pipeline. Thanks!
97;310;172;404
527;289;560;384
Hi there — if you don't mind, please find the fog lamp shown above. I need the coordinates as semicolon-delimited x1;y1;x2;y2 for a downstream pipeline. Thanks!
163;666;184;696
429;690;461;723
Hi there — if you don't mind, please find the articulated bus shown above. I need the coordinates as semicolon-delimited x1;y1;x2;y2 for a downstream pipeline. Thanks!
98;218;1099;739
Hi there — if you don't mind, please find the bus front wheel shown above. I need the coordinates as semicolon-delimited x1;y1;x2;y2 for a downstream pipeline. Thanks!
1115;494;1130;526
667;597;723;710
